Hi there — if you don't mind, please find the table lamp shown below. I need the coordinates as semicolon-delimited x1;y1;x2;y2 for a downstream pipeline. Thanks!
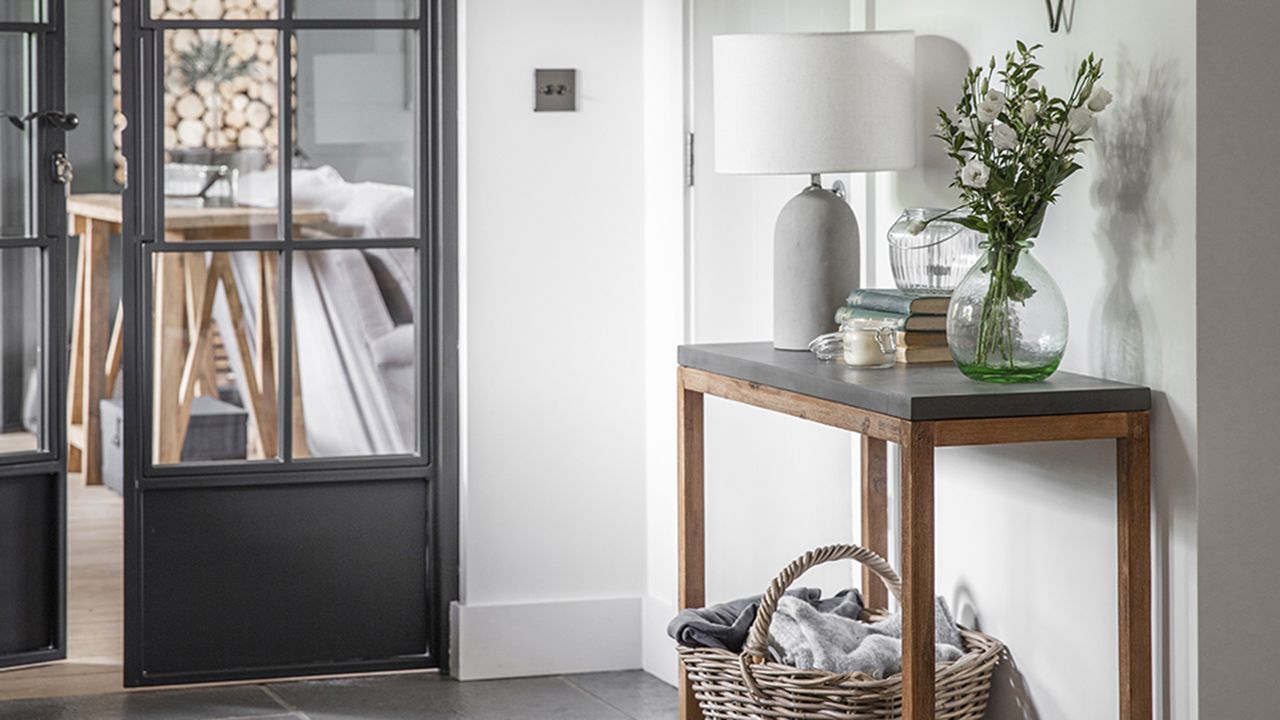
713;31;916;350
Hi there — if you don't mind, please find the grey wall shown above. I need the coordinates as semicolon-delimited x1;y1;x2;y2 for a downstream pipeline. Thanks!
63;0;120;380
66;0;113;194
0;9;92;430
1198;0;1280;715
0;32;26;236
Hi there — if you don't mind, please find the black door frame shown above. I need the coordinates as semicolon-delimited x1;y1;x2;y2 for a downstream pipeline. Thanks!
119;0;457;686
0;0;69;672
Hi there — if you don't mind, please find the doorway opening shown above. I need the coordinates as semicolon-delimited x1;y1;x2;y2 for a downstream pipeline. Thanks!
0;0;456;699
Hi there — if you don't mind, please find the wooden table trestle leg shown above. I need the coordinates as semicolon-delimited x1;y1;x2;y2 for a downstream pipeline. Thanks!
677;369;705;720
66;215;87;475
78;219;111;484
1117;411;1152;720
900;421;936;720
860;435;890;610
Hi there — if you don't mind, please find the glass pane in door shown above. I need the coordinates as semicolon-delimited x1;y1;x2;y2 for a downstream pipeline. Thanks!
293;0;416;19
163;28;280;241
0;32;32;239
0;1;41;22
151;250;280;465
291;248;417;459
0;247;41;454
291;30;417;240
150;0;278;21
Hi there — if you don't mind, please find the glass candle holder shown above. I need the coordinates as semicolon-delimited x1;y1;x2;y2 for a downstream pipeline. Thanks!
842;319;897;368
887;208;984;296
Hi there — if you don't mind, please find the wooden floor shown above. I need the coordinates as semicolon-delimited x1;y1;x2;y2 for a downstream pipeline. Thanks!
0;432;38;454
0;475;125;701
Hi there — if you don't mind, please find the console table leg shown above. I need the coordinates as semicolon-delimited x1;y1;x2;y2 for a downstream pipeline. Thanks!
901;421;936;720
861;435;890;610
677;371;705;720
1118;411;1152;720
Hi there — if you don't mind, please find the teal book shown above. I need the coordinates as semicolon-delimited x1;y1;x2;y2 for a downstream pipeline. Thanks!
846;288;950;316
834;306;947;332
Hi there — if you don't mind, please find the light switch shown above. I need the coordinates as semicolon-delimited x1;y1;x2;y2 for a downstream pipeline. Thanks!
535;69;576;112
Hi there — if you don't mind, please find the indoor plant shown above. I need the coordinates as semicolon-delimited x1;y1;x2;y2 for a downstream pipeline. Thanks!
923;42;1109;382
169;36;258;150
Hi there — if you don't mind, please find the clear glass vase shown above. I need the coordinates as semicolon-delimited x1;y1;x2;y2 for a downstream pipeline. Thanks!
946;247;1068;383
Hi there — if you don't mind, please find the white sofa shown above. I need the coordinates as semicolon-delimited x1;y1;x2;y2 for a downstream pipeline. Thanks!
221;167;418;458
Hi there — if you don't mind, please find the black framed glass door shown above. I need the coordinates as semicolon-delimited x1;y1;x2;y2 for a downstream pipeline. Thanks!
120;0;455;686
0;0;70;672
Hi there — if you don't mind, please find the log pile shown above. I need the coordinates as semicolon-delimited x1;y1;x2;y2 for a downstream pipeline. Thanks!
112;0;292;185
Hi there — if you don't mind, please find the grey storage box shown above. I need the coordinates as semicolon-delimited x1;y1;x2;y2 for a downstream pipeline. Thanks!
181;395;249;462
100;396;248;495
100;398;125;495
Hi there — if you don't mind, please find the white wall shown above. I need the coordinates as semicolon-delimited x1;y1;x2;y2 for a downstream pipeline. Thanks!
642;2;1199;718
456;3;1207;714
639;0;690;683
453;0;649;679
872;3;1197;718
641;0;874;687
1196;1;1280;716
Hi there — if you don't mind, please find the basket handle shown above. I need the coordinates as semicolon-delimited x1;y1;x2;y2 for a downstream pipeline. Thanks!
742;544;902;662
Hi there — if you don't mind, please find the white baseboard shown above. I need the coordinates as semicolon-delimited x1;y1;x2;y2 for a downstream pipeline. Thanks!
641;594;679;686
450;597;642;680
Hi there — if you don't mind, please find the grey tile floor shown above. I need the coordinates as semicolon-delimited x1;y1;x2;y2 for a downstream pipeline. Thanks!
0;671;677;720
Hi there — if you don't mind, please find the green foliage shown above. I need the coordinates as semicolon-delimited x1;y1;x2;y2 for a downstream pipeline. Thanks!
926;43;1106;371
928;42;1106;253
170;36;258;93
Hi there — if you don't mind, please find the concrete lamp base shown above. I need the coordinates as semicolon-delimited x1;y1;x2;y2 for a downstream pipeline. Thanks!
772;178;860;350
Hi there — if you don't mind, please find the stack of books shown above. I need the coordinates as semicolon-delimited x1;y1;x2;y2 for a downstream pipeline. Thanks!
834;289;952;364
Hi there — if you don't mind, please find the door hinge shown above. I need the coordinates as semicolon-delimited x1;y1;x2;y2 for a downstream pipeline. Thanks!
685;131;695;188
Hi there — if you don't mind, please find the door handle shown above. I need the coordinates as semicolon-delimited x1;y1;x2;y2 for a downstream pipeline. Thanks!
0;110;80;131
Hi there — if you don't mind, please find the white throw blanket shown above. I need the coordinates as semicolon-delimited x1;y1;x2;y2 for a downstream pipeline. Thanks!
767;596;965;678
238;165;413;238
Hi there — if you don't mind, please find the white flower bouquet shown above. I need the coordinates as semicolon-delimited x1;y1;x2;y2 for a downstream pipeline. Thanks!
924;42;1109;374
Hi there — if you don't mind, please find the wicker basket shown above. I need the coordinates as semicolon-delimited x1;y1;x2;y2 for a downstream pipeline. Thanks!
678;544;1003;720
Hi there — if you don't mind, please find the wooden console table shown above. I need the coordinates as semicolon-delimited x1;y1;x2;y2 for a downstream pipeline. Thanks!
676;342;1153;720
65;194;327;481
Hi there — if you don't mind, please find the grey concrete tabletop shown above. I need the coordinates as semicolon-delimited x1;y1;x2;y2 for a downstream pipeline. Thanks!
678;342;1152;421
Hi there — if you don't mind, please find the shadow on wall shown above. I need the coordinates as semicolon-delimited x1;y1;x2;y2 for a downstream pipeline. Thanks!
951;580;1039;720
1091;64;1188;719
936;439;1118;719
985;650;1044;720
890;35;969;208
1090;52;1182;385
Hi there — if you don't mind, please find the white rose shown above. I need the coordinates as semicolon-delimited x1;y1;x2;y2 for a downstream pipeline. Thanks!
1087;85;1113;112
984;89;1007;113
906;219;927;235
1068;106;1096;135
961;159;991;189
1020;100;1038;126
975;100;1001;124
991;123;1018;151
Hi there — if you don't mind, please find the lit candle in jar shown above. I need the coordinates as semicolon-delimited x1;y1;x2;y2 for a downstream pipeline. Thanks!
842;321;896;368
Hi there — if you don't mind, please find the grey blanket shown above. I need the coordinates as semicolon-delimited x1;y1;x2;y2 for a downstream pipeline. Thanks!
667;588;864;652
767;596;964;678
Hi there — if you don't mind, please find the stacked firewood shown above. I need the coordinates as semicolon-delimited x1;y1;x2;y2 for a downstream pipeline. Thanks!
112;0;290;185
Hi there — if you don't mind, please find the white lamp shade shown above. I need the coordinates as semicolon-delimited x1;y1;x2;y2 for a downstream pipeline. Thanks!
713;31;917;175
